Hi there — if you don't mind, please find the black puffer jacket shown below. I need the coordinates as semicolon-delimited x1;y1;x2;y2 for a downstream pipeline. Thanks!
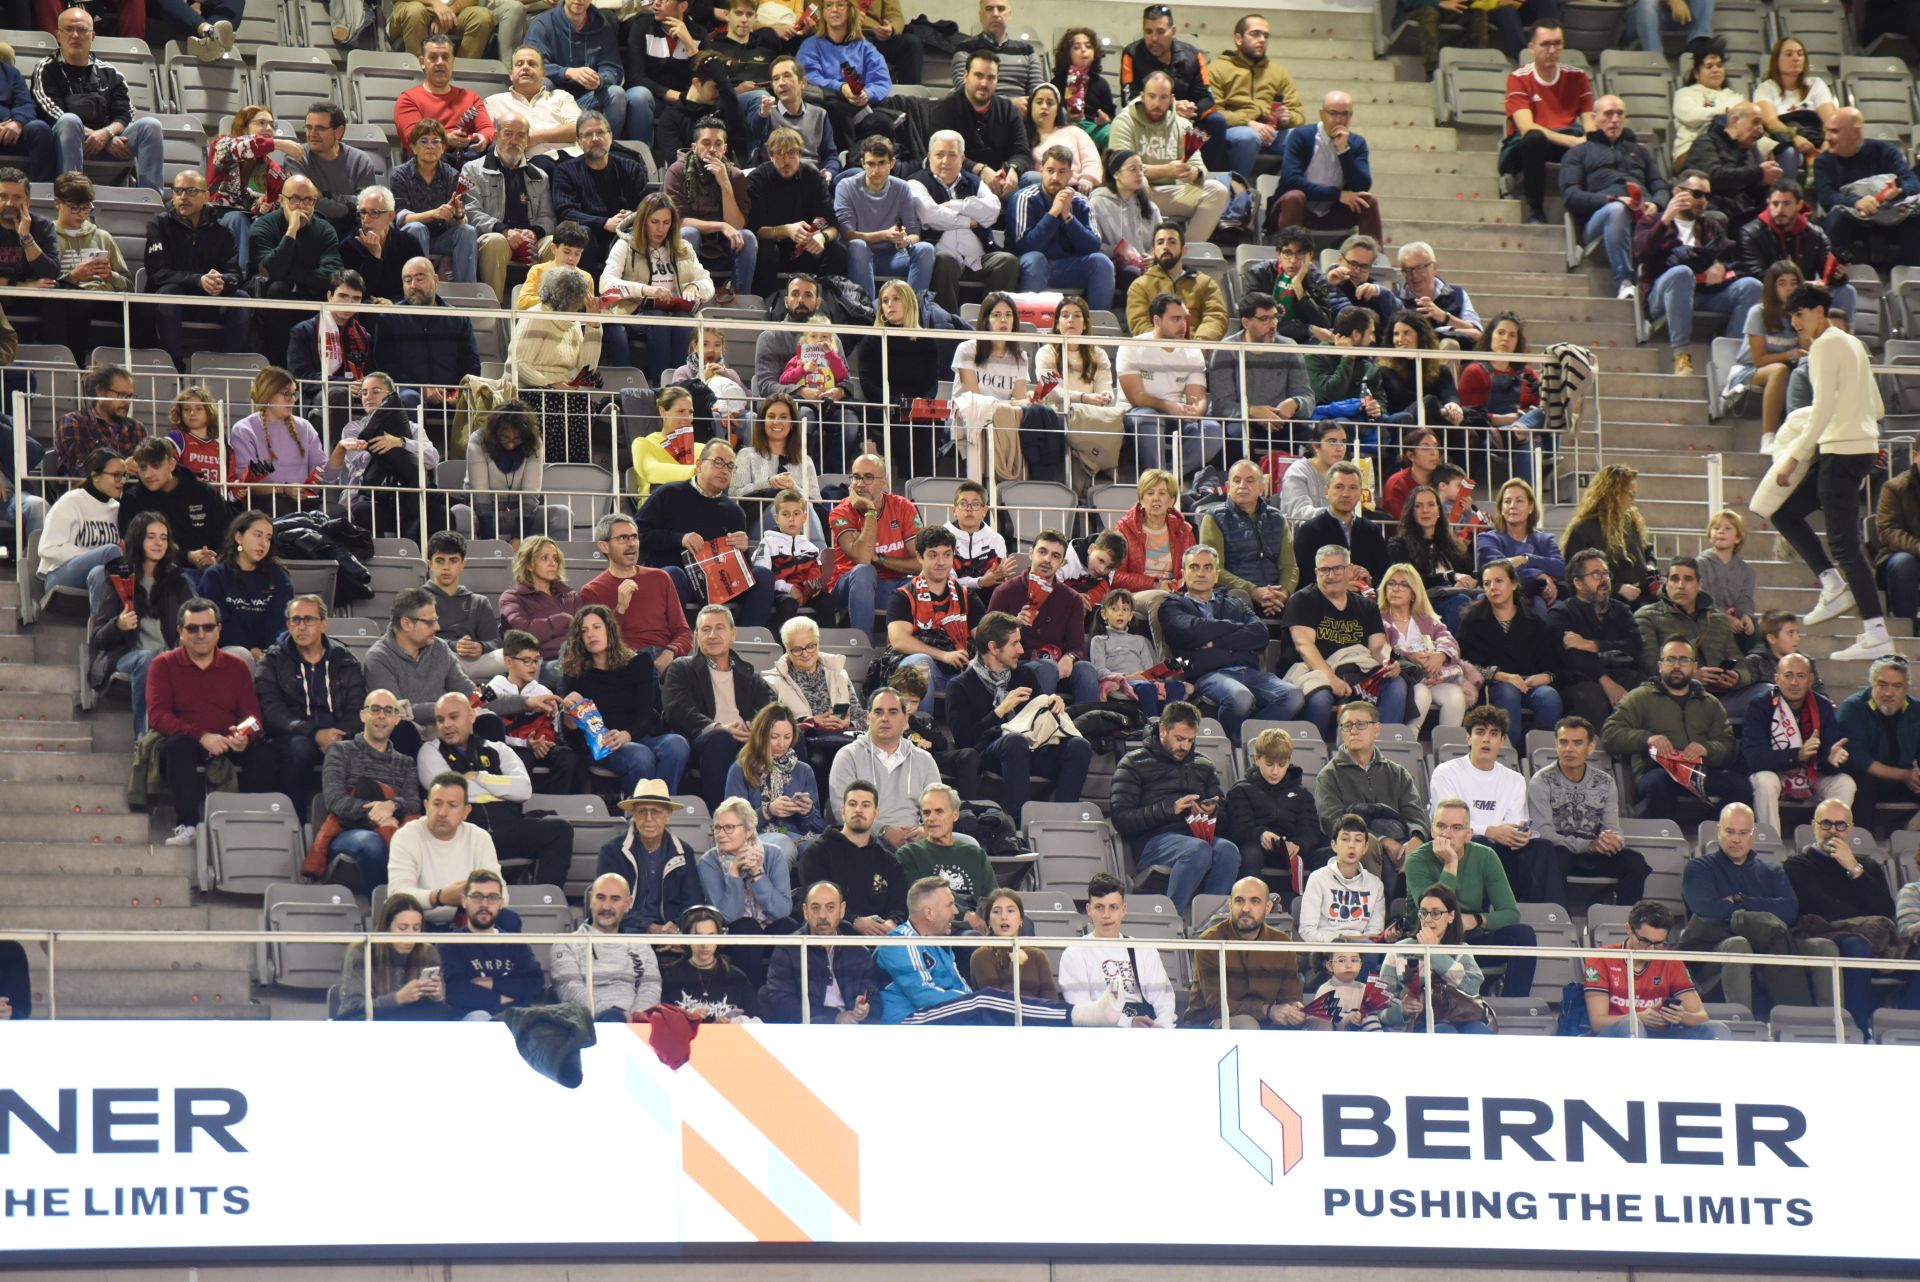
254;632;368;740
1110;718;1225;848
1222;763;1319;857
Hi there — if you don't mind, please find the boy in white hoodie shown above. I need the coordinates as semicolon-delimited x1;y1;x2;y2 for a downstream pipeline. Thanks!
1298;813;1395;945
1769;283;1888;662
1056;872;1177;1027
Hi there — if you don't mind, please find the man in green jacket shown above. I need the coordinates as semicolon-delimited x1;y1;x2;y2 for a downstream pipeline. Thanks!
1633;555;1745;689
1402;797;1537;996
1600;638;1753;815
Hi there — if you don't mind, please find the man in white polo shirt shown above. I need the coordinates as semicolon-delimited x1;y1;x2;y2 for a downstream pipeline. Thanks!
1117;291;1223;482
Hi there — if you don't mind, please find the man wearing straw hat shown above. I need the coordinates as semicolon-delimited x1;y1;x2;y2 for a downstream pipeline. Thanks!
596;778;703;933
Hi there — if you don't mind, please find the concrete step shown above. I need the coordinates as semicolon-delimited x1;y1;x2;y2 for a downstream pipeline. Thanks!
1588;395;1712;427
0;779;130;813
0;730;93;752
28;1002;271;1020
0;662;78;694
0;904;211;930
0;636;35;663
1378;194;1527;225
1385;222;1566;252
0;810;149;844
0;579;20;607
1361;151;1501;178
1302;80;1438;111
1279;55;1401;84
0;603;24;634
1594;421;1731;450
0;690;84;720
0;871;191;905
30;967;255;1008
1357;125;1461;152
1444;271;1595;299
1399;245;1576;275
0;748;132;783
0;839;191;876
20;937;253;970
1519;320;1641;350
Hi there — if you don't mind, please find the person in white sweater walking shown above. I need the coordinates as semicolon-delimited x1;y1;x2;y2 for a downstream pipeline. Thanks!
1056;872;1176;1027
1771;285;1890;662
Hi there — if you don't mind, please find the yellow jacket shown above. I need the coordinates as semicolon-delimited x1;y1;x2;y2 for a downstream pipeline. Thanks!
630;432;697;501
1210;50;1303;130
1126;263;1228;342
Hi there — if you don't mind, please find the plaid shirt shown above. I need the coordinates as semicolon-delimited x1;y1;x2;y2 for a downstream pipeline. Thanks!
55;407;145;476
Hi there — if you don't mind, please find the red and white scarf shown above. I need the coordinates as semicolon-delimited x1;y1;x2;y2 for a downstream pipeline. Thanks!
1770;691;1820;801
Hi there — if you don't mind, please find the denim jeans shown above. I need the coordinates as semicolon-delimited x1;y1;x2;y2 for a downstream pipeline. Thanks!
274;731;325;809
400;220;478;283
218;207;253;276
980;731;1092;822
1027;656;1100;705
1598;1016;1730;1039
1192;666;1303;739
1634;0;1714;53
831;563;909;644
600;85;656;146
1429;1019;1493;1033
1886;550;1920;621
1646;265;1762;354
1128;678;1186;716
42;542;120;592
330;827;391;888
55;114;164;191
845;239;934;299
1302;677;1410;739
1582;202;1636;289
681;226;758;291
17;117;56;182
601;732;690;795
117;646;156;736
1015;250;1115;312
1222;124;1289;181
1139;829;1239;914
1484;679;1563;749
1126;408;1226;477
1636;764;1754;813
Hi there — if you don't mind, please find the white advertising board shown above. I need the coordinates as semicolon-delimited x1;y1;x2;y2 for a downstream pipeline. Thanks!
0;1021;1901;1264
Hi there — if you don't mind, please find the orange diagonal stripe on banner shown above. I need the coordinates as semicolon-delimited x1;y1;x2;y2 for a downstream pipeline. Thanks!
681;1122;810;1243
687;1025;861;1220
1259;1081;1304;1176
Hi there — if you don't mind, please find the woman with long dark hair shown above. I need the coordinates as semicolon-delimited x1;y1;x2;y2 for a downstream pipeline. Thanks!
1455;559;1561;749
558;604;691;796
198;509;293;661
724;703;826;849
1036;295;1124;491
465;399;560;541
951;291;1066;483
1387;483;1478;632
87;510;192;736
335;892;450;1020
600;192;714;378
1458;310;1544;486
1089;149;1157;299
1382;884;1489;1033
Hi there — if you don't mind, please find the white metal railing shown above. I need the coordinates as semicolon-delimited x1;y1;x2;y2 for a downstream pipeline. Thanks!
0;926;1893;1042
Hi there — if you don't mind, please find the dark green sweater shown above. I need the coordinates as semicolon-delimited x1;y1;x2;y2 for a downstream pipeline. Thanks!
1402;838;1520;934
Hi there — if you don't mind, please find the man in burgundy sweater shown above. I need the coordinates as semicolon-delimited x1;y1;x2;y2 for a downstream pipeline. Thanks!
576;512;693;672
146;597;277;846
986;527;1097;705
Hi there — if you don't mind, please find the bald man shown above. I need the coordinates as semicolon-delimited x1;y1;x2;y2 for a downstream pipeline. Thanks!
418;691;574;887
1270;92;1382;241
1815;106;1920;265
1686;101;1780;231
1560;95;1669;300
370;254;482;423
552;872;664;1019
1743;652;1853;836
1182;876;1307;1029
251;173;345;360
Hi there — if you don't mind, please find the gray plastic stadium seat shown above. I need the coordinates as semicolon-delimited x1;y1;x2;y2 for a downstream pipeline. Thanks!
92;36;163;113
168;51;253;132
284;559;339;605
1768;1004;1862;1044
1872;1008;1920;1045
257;46;342;123
997;479;1078;548
346;50;425;148
1585;902;1631;947
529;793;628;897
260;883;362;988
1438;48;1511;128
200;791;304;894
1618;817;1690;909
1519;901;1580;998
541;461;614;539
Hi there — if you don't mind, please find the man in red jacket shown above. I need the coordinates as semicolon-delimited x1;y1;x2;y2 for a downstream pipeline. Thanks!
987;527;1097;703
146;597;276;846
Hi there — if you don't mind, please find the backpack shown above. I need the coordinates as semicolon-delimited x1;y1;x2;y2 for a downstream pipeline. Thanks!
955;799;1024;856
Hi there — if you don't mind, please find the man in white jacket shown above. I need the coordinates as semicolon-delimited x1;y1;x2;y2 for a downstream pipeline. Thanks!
1057;872;1176;1027
1770;283;1889;662
552;873;662;1019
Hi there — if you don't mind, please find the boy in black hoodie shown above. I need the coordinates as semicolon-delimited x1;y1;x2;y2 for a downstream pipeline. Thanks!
117;435;231;585
1223;725;1322;885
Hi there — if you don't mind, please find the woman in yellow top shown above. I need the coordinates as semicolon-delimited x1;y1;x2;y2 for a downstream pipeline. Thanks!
630;385;700;501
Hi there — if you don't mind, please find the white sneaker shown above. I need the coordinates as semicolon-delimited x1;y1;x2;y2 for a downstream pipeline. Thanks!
1758;432;1776;452
1616;282;1637;302
186;30;215;59
213;18;235;51
165;823;196;846
1804;583;1857;626
1832;632;1897;663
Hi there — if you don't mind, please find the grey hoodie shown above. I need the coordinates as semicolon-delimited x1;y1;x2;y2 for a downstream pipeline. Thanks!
321;732;424;823
364;630;526;727
827;734;943;830
551;921;662;1017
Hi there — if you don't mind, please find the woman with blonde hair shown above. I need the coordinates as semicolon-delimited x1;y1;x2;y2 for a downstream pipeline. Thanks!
724;703;826;848
601;191;714;376
1112;468;1195;593
498;534;583;660
1377;562;1470;727
857;280;945;475
228;365;324;508
1035;295;1124;493
1561;463;1653;603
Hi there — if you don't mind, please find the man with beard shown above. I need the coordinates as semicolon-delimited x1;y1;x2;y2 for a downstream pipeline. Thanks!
1600;638;1752;814
797;781;909;936
460;110;555;306
1110;701;1239;914
1125;220;1226;341
757;879;881;1023
986;527;1096;703
439;868;545;1019
551;109;652;278
1107;70;1227;245
750;274;867;470
371;258;482;434
662;115;756;297
1547;548;1645;725
905;128;1018;311
0;169;57;303
748;127;848;296
927;50;1025;195
552;873;663;1020
1006;145;1113;310
944;609;1094;824
1182;875;1307;1028
419;692;574;888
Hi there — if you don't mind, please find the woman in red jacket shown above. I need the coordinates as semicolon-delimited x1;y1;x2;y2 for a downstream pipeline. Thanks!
1110;468;1195;593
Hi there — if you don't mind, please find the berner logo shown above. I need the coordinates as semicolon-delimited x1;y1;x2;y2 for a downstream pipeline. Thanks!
1;1088;252;1222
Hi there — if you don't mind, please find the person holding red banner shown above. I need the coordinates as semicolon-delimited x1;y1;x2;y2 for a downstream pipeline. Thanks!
986;527;1098;706
1600;637;1752;816
635;438;777;629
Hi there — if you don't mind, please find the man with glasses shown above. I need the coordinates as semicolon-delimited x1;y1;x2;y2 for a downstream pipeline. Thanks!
366;587;525;755
1583;900;1730;1039
1322;234;1393;332
1601;637;1751;814
823;452;919;645
31;7;165;191
551;110;652;278
1632;168;1759;377
340;185;411;304
249;174;345;368
1548;548;1645;724
54;363;144;478
1391;240;1481;347
439;867;546;1020
1271;91;1383;243
1313;699;1427;879
147;598;277;847
1497;23;1594;225
256;593;368;806
577;512;691;667
319;687;426;887
1209;299;1314;467
1836;657;1920;831
1743;652;1853;837
1680;801;1828;1014
1283;541;1405;736
460;108;555;307
144;168;250;371
1163;544;1303;739
635;440;776;629
1560;95;1668;303
420;691;574;887
1785;798;1895;1033
1235;227;1330;346
1403;797;1538;996
289;102;381;239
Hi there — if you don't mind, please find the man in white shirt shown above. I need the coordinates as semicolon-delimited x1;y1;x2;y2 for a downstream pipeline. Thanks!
387;773;503;911
486;46;583;170
1770;283;1890;663
1427;704;1565;904
1057;872;1176;1027
905;129;1018;310
1118;293;1223;480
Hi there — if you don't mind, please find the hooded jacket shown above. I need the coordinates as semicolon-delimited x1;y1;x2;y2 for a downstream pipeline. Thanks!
1598;677;1738;785
757;922;881;1023
1632;588;1744;678
1209;49;1300;130
254;632;368;740
52;217;128;291
1558;126;1669;221
550;921;662;1017
1106;97;1190;179
1111;719;1227;847
1736;202;1841;284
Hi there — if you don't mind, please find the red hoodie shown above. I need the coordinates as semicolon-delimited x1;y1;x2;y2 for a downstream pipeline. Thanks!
1111;501;1197;593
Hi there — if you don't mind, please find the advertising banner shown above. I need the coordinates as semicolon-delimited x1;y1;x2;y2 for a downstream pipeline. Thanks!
0;1021;1903;1264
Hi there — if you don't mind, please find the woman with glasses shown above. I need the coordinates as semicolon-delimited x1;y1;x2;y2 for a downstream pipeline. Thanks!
37;445;127;593
86;511;191;737
1089;149;1159;301
697;796;798;984
766;615;862;777
559;603;691;796
335;892;451;1021
45;171;130;353
198;509;294;663
726;703;827;850
1381;885;1490;1033
1455;560;1560;749
1376;562;1470;730
391;119;479;284
206;104;302;275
